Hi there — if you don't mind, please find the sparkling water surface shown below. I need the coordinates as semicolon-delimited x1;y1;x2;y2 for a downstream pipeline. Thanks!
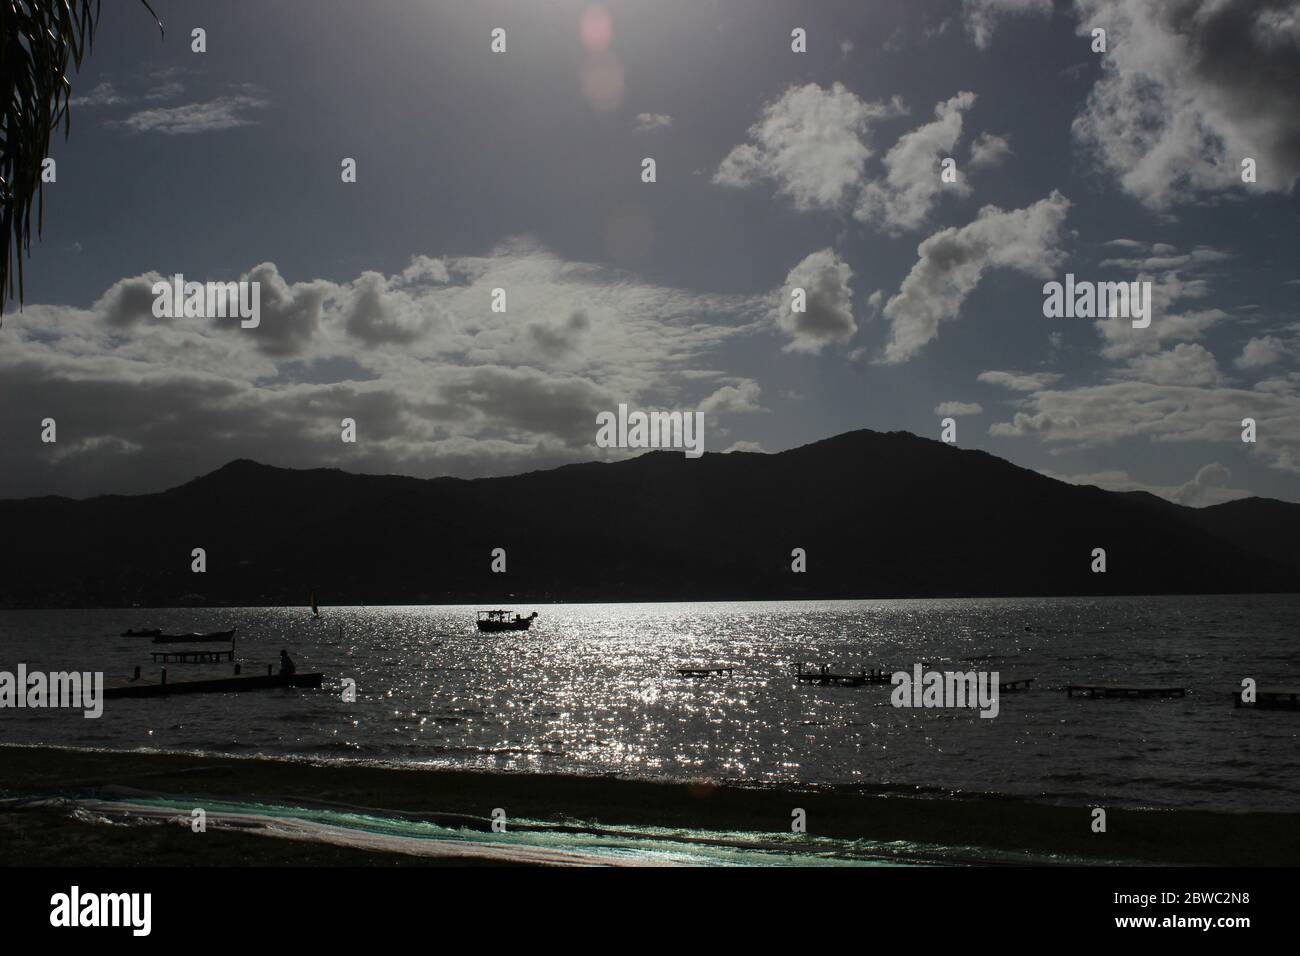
1;596;1297;812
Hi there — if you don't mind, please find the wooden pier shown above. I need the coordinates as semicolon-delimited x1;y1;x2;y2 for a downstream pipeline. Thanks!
1234;687;1300;710
103;672;324;699
677;665;736;677
149;648;235;664
796;665;893;687
1066;683;1186;699
999;676;1036;692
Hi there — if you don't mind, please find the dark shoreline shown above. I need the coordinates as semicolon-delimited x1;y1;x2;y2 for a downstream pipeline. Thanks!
2;592;1297;611
2;745;1297;866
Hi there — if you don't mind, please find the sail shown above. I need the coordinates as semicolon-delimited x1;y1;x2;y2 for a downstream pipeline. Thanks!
310;591;319;616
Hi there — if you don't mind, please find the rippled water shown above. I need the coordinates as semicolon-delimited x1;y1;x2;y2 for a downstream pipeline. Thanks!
1;596;1297;812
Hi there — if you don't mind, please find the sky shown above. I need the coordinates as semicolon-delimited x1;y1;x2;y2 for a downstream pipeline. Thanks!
2;0;1298;505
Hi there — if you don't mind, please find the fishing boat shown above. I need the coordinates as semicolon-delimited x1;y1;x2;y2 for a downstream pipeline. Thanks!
121;628;162;637
151;627;238;645
475;610;538;633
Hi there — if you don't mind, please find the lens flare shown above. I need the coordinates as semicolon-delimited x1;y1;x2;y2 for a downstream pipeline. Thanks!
579;4;613;53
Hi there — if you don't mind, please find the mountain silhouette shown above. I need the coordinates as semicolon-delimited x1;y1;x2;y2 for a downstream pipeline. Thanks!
2;429;1297;607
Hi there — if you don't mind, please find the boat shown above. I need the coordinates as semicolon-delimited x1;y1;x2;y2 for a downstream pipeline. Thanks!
475;610;538;633
121;628;163;637
151;627;238;645
310;590;320;619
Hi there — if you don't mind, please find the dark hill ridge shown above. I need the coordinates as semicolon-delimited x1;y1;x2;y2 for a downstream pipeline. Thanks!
1;429;1297;607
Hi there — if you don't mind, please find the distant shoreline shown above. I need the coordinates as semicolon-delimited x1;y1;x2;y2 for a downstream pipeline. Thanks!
3;592;1298;612
2;745;1297;866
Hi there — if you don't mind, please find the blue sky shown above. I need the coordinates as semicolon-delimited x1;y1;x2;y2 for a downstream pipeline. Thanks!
2;0;1298;503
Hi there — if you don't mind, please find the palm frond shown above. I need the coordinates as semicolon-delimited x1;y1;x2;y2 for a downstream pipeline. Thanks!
0;0;162;320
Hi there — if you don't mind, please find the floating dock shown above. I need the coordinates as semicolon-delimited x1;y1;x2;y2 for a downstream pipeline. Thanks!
1233;687;1300;710
1066;683;1186;699
149;648;236;664
103;672;324;699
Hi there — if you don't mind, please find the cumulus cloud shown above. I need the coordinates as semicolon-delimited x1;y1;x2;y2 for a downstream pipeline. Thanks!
716;83;1002;235
95;272;167;328
772;248;857;353
1236;335;1288;369
881;191;1071;363
968;131;1012;169
342;271;439;347
1116;342;1224;386
714;82;904;213
244;263;332;357
963;0;1053;49
699;380;764;417
1072;0;1300;207
854;92;977;233
0;240;768;498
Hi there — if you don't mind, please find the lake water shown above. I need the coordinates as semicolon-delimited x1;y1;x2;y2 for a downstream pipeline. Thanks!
1;596;1297;812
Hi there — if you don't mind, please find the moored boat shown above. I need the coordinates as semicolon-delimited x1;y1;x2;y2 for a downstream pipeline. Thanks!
476;610;537;633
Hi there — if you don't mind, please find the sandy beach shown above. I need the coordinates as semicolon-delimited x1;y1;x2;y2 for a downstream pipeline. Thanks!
3;744;1297;866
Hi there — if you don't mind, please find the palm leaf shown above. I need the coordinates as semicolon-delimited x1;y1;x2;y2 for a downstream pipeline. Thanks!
0;0;162;321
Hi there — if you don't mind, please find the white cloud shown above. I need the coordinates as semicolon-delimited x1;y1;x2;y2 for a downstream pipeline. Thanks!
633;112;673;132
1072;0;1300;207
935;401;984;416
1042;462;1249;507
772;248;857;353
118;94;269;135
978;370;1064;391
1090;250;1232;360
0;240;769;497
699;380;764;417
881;191;1071;363
1236;335;1288;369
716;84;1004;235
714;82;904;213
1117;342;1224;386
854;92;977;233
968;131;1012;169
989;377;1300;475
71;81;129;107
